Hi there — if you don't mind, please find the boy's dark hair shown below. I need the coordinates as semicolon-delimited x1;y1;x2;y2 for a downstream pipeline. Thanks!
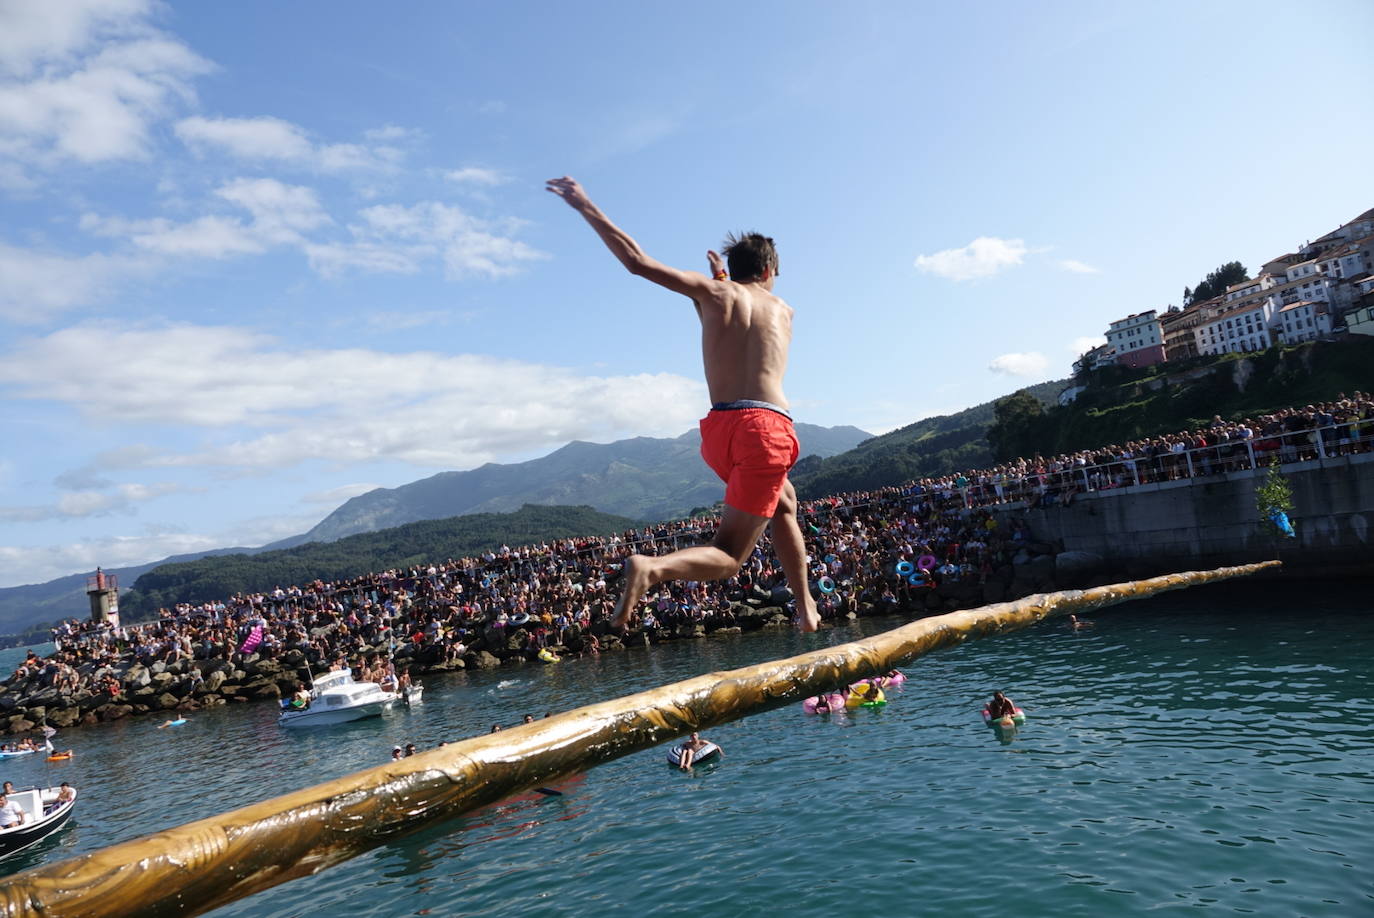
723;231;778;281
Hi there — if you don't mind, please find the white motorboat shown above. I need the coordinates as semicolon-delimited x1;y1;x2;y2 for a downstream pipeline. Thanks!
278;669;398;728
0;785;77;861
402;683;423;706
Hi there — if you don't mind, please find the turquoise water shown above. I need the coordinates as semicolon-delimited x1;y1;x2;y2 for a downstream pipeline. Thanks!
2;582;1371;916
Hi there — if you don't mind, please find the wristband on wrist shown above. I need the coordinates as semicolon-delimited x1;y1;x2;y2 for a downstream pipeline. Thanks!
713;270;728;280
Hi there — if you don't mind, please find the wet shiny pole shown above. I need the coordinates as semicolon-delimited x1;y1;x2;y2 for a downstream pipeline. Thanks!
0;562;1279;918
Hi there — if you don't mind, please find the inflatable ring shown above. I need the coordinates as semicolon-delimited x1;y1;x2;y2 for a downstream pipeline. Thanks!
908;573;923;586
818;576;835;594
47;753;72;761
917;554;938;571
846;683;886;708
895;561;914;576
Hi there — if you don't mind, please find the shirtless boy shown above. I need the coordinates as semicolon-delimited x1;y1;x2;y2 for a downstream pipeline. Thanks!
547;176;819;632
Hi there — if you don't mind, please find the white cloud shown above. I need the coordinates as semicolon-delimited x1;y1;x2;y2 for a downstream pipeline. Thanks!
175;115;405;172
446;166;505;186
81;177;330;259
988;352;1049;377
1070;335;1107;354
308;200;545;279
363;125;417;142
0;0;152;78
1058;259;1100;274
915;237;1028;281
0;530;222;589
174;115;311;160
0;2;210;168
0;480;185;523
0;322;706;471
0;241;148;323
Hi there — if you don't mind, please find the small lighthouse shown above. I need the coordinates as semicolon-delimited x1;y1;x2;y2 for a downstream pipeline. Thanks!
87;567;120;629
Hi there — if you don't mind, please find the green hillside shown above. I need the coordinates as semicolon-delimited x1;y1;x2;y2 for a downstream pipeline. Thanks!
119;504;639;620
989;337;1374;460
792;379;1066;497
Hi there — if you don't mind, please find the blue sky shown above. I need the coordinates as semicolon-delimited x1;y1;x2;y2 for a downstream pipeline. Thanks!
1;0;1371;587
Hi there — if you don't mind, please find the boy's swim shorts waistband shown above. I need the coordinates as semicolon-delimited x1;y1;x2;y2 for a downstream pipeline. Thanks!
709;399;792;419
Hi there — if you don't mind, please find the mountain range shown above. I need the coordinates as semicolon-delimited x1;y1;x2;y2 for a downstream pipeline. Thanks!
0;421;869;637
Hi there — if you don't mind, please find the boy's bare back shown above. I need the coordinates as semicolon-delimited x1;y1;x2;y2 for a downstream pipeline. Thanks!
696;280;793;409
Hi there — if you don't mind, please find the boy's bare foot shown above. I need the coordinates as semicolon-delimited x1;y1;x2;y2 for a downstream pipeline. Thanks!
610;555;653;630
794;595;820;633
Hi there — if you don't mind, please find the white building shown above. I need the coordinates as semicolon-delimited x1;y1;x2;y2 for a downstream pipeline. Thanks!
1194;299;1275;355
1103;310;1164;367
1275;301;1330;344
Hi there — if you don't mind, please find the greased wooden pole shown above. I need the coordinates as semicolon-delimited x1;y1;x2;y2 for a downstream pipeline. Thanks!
0;561;1280;918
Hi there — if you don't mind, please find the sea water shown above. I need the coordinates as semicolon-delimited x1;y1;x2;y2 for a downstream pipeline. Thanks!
0;581;1370;917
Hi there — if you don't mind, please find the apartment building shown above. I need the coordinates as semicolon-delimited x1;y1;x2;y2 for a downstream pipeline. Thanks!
1275;301;1331;344
1104;310;1164;368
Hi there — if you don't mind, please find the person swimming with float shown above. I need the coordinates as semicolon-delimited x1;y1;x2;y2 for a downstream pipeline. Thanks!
676;732;719;770
987;690;1017;721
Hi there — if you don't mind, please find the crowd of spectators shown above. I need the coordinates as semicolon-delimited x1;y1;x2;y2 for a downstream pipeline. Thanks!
6;393;1365;714
943;393;1372;509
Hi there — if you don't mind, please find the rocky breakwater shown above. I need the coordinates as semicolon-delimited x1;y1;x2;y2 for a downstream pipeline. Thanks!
0;653;307;735
1;540;1103;735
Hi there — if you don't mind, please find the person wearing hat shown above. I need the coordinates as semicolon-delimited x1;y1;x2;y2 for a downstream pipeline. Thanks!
390;745;403;760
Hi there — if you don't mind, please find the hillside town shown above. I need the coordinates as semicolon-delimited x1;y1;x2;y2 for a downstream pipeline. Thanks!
1070;208;1374;385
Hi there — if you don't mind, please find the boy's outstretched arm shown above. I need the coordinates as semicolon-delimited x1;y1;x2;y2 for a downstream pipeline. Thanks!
547;176;720;300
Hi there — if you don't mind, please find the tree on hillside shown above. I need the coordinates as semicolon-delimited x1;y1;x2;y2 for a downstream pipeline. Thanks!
1185;261;1249;305
987;390;1046;461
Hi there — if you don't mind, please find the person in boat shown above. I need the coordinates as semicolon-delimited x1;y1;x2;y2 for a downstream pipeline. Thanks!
677;732;718;770
987;691;1017;720
547;176;819;634
378;662;399;692
44;782;74;815
290;683;312;709
0;792;25;828
1067;614;1094;630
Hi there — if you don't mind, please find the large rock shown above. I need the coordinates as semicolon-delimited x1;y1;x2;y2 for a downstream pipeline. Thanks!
6;715;34;734
157;693;180;710
246;681;281;700
203;670;228;693
470;651;502;670
47;707;82;728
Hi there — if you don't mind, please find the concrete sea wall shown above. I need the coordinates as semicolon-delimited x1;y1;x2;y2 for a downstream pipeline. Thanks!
1011;452;1374;577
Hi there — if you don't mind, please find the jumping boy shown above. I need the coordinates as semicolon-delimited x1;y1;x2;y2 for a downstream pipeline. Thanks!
547;176;819;632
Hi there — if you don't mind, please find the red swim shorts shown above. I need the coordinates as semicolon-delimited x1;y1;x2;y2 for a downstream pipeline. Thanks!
699;408;800;518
